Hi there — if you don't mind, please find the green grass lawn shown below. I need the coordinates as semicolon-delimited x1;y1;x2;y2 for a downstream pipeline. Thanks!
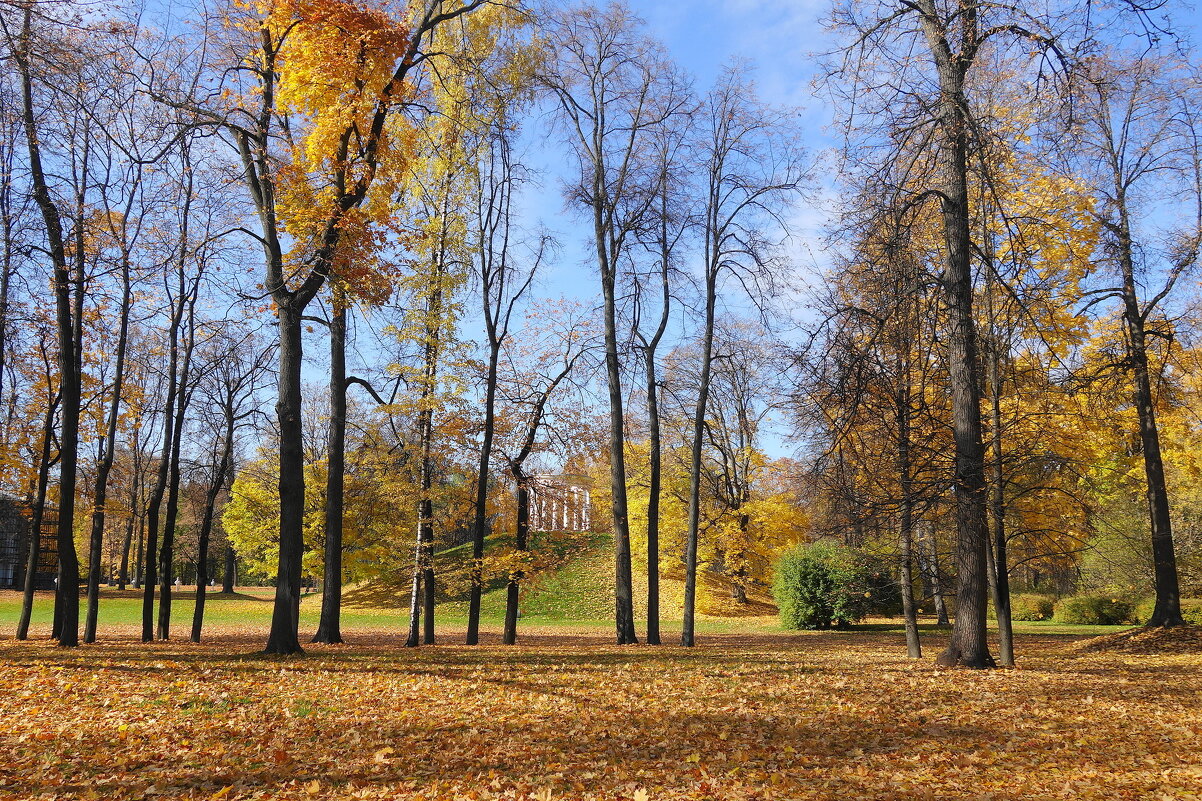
0;587;1134;641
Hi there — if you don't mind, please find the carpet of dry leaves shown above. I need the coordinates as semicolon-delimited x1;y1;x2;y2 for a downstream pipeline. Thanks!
2;626;1201;801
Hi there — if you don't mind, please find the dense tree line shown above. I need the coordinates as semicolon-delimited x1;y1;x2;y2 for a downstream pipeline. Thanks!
0;0;1199;667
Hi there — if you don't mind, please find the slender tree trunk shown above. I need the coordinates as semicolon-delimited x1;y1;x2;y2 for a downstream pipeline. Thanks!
156;346;192;640
117;515;133;592
313;302;346;644
595;204;637;645
141;318;181;642
897;390;921;659
133;515;145;589
921;525;949;627
192;426;233;643
405;529;422;648
222;544;235;593
1113;207;1184;626
17;6;80;647
466;340;498;646
682;270;717;648
420;291;442;647
265;301;306;655
16;397;56;640
985;341;1014;665
645;346;663;646
85;260;131;642
157;196;200;642
503;476;530;645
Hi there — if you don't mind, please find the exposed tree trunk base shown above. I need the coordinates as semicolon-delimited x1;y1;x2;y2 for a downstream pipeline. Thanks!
263;639;305;656
311;629;344;644
1146;612;1186;628
935;645;996;669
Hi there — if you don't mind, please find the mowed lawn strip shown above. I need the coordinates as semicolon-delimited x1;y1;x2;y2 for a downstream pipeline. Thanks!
1;629;1200;801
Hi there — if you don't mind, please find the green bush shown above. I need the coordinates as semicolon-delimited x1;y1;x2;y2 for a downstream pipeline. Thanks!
1053;595;1137;625
1005;594;1056;621
773;542;880;630
1133;597;1202;625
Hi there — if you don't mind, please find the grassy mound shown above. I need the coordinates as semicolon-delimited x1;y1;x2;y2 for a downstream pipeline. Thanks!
343;530;778;623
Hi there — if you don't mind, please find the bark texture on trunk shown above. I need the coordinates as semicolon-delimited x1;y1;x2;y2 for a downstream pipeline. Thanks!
466;346;497;645
986;341;1014;665
265;303;306;655
897;390;922;659
84;234;133;642
16;5;80;646
598;226;638;644
192;415;234;643
503;477;530;645
314;303;346;645
1116;202;1184;627
222;545;236;594
915;0;994;668
681;269;716;648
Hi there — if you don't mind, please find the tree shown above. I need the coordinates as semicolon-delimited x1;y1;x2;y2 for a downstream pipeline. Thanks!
680;66;804;647
493;302;594;644
628;106;691;645
539;2;690;644
155;0;492;654
829;0;1071;668
1068;51;1201;627
2;1;96;646
464;117;540;645
191;329;270;642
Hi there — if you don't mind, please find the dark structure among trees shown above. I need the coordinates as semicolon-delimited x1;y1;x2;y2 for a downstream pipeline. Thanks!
0;494;57;591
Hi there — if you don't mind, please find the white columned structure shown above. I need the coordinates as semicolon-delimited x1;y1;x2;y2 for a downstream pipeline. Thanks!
529;474;594;533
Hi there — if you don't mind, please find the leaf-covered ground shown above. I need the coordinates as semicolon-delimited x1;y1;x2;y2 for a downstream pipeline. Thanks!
2;628;1201;801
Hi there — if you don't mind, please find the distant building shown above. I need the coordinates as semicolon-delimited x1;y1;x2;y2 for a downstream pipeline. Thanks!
0;494;58;591
529;474;593;533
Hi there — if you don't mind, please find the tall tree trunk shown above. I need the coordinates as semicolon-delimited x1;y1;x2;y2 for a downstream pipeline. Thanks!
16;5;80;647
16;394;56;640
133;515;145;589
156;176;200;641
405;529;423;648
222;544;235;593
265;301;306;655
117;515;133;592
1115;204;1184;626
313;302;346;645
597;223;638;644
84;260;131;642
897;388;921;659
926;39;993;668
682;269;717;648
466;337;498;646
985;339;1014;665
921;524;949;627
141;302;183;642
192;426;233;643
642;218;671;646
503;475;530;645
406;279;443;648
644;346;663;646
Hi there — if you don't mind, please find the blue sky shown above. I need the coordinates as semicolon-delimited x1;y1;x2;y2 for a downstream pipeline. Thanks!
529;0;839;302
512;0;838;460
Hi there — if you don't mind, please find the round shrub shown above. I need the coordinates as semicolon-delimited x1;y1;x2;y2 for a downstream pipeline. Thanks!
1053;595;1137;625
1003;594;1056;622
773;542;880;630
